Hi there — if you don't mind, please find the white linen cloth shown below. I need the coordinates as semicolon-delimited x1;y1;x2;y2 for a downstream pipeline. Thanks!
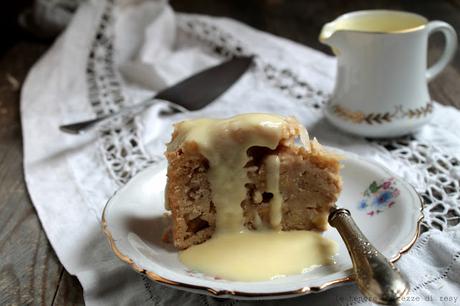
21;0;460;305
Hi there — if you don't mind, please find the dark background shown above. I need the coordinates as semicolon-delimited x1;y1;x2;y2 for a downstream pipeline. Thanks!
0;1;459;305
2;0;460;55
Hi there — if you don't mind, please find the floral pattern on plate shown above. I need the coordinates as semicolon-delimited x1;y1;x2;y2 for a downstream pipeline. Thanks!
358;177;400;216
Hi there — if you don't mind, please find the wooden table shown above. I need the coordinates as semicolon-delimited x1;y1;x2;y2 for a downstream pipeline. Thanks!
1;1;459;305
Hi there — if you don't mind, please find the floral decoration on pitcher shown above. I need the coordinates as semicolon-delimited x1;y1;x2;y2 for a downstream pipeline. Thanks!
332;102;433;124
358;177;400;216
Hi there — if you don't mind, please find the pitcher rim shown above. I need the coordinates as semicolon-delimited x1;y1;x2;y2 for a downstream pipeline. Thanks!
321;9;428;40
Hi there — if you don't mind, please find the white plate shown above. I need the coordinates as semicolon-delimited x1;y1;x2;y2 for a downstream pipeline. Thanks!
102;152;423;300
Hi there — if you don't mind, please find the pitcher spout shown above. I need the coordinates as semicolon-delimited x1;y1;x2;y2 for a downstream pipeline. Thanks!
319;22;335;43
319;22;344;50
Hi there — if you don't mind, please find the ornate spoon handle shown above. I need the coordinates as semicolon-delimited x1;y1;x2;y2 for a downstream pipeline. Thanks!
329;207;410;305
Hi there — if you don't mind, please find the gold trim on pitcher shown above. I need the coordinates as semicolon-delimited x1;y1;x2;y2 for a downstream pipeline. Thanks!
331;102;433;125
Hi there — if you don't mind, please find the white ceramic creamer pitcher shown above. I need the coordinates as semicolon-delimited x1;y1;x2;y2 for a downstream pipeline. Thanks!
320;10;457;138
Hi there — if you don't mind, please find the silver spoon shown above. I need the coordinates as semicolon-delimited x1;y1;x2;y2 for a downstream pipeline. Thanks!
329;207;410;305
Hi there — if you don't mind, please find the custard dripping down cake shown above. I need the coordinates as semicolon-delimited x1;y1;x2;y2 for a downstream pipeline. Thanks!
164;113;342;249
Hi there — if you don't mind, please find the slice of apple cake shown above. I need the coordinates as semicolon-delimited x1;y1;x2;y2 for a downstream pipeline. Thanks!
164;113;342;249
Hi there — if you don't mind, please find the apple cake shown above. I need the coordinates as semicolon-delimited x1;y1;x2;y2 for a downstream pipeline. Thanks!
164;113;342;249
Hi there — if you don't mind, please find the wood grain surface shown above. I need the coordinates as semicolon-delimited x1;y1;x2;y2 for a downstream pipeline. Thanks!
0;1;458;305
0;42;85;306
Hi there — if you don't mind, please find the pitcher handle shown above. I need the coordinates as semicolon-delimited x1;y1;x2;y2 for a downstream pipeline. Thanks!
426;21;457;82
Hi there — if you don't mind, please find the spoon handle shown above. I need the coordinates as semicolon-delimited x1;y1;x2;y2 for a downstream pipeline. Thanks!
329;208;410;305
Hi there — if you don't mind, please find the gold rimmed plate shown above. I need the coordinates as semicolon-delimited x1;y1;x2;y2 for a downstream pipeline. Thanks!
101;151;423;300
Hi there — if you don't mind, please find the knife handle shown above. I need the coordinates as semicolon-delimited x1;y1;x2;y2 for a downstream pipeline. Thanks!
59;98;186;134
329;208;410;305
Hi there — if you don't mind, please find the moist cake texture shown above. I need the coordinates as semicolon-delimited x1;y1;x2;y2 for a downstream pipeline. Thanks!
165;113;342;249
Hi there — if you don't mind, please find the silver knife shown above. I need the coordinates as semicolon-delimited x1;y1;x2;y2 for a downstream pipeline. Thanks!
60;56;253;134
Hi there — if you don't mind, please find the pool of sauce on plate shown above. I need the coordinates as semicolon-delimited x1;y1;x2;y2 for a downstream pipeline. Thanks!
180;230;336;282
170;114;337;281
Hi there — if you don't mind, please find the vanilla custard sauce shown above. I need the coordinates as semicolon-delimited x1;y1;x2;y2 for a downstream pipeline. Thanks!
180;231;337;282
168;114;287;232
320;11;427;43
331;11;426;33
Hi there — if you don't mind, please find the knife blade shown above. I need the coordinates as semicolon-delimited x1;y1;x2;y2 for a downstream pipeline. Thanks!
59;56;253;134
155;56;253;110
